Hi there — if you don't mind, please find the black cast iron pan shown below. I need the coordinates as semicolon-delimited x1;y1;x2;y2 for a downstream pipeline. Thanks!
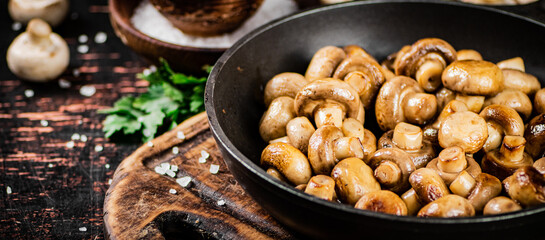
205;1;545;239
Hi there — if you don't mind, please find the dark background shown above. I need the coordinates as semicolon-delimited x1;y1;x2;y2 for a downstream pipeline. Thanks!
0;0;544;239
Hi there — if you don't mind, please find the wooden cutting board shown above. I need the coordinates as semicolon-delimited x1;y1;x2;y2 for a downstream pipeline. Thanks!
103;112;295;239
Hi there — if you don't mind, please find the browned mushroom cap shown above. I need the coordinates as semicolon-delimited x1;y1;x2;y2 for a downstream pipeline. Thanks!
409;168;450;205
308;125;364;175
467;173;502;212
534;157;545;174
417;194;475;218
378;123;436;169
362;128;377;163
368;148;415;193
294;78;361;128
304;175;336;201
435;87;456;111
355;190;408;216
343;45;377;62
482;136;534;181
286;117;315;154
442;60;504;96
259;96;295;142
305;46;346;81
438;111;488;154
426;146;481;185
479;104;525;152
394;38;457;92
503;166;545;207
501;69;540;96
382;46;409;72
457;49;483;61
484;89;532;120
497;57;525;72
264;72;308;106
375;76;438;131
261;142;312;185
534;88;545;114
331;157;381;205
483;196;522;215
524;114;545;159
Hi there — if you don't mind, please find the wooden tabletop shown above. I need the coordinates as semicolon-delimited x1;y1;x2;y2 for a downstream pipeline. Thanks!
1;1;544;239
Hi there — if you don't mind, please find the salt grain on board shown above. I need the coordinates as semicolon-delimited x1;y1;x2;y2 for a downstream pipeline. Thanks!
176;176;192;187
105;163;110;169
95;32;108;43
210;164;220;174
71;133;81;140
80;135;88;142
170;165;178;172
77;45;89;54
79;85;96;97
72;69;81;77
40;120;49;127
58;79;72;88
177;131;185;140
169;188;177;194
160;162;170;170
66;141;75;148
78;34;88;43
6;186;12;194
217;199;225;206
12;22;22;31
172;146;179;154
154;166;166;175
24;89;34;98
147;141;154;147
79;227;87;232
165;169;176;178
95;145;103;152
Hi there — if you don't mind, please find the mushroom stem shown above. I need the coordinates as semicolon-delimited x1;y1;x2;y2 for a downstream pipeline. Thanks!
314;102;344;128
341;118;364;142
437;146;467;173
27;18;52;46
456;49;483;61
402;92;437;125
333;137;364;160
401;188;422;216
455;94;485;113
374;160;402;187
415;60;444;92
499;136;526;163
449;171;476;198
393;122;423;151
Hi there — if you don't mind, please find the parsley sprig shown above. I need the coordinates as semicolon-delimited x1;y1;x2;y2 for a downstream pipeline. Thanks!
99;59;211;142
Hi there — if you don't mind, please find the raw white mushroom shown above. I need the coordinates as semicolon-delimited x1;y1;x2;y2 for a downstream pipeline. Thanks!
7;18;69;82
8;0;70;27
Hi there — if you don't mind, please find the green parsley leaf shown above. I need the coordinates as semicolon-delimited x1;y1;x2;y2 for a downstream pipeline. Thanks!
99;59;210;142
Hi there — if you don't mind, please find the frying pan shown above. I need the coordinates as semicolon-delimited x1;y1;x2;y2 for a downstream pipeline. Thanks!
205;1;545;239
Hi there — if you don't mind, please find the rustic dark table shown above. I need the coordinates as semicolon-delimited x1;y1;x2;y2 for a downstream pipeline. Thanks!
1;1;544;239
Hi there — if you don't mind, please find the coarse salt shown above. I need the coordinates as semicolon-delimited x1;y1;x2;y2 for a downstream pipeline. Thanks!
94;32;108;44
80;135;88;142
147;141;154;147
108;179;113;184
169;188;177;194
95;145;103;152
66;141;75;148
149;65;157;72
160;162;170;170
198;156;207;164
72;69;81;77
48;163;54;168
12;22;22;31
154;166;166;175
6;186;12;194
172;146;179;154
77;45;89;54
209;164;220;174
201;150;210;159
79;227;87;232
170;165;178;172
105;163;110;169
24;89;34;98
217;199;225;206
177;131;185;140
165;169;176;178
59;79;72;88
40;120;49;127
142;129;152;137
176;176;192;187
131;0;297;48
78;34;88;43
71;133;81;140
79;85;96;97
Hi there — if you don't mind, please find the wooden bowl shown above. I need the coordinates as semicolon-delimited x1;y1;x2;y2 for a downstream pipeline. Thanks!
108;0;225;74
149;0;264;36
